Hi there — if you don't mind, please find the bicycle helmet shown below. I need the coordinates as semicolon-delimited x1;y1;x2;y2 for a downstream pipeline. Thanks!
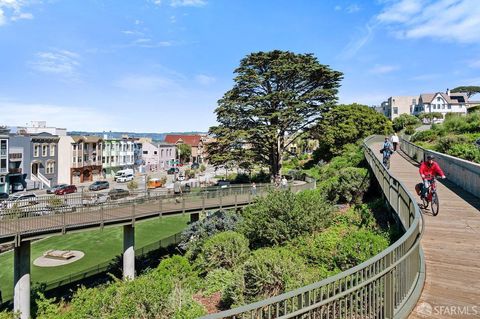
426;155;434;160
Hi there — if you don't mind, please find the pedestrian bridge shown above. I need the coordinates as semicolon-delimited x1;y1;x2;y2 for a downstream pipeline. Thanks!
200;135;480;319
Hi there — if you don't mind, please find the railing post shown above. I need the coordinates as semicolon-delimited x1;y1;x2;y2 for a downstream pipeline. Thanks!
182;196;185;214
131;202;136;225
100;206;104;229
384;253;395;318
219;189;223;209
202;192;206;213
62;211;66;234
159;198;163;218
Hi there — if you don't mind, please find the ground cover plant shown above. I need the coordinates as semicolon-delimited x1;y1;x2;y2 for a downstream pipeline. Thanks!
411;113;480;163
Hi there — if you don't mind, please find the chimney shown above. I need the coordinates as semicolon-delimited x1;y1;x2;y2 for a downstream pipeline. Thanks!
446;88;450;96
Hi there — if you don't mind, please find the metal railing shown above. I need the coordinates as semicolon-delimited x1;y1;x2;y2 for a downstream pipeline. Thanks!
0;182;313;245
199;136;425;319
401;138;480;198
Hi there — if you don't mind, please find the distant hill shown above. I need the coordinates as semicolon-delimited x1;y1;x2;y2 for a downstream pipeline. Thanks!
68;131;207;142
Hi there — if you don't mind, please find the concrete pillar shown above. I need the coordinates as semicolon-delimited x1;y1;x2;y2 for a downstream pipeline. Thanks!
14;241;30;319
190;212;200;223
123;225;135;280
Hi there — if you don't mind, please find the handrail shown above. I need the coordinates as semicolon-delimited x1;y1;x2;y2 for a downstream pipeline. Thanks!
199;135;425;319
400;138;480;198
0;182;313;245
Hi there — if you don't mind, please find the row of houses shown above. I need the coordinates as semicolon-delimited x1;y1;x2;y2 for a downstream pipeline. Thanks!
377;89;480;121
0;121;209;194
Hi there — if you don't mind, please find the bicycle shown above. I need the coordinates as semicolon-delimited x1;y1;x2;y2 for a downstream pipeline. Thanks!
420;177;441;216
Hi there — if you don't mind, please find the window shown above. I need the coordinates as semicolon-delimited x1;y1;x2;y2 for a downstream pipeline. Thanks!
42;145;48;157
143;151;148;155
154;151;158;155
46;161;55;174
393;107;398;115
34;145;40;157
437;97;441;102
73;144;77;151
448;104;452;109
161;149;164;157
1;158;6;169
72;156;76;163
102;156;105;164
50;144;56;156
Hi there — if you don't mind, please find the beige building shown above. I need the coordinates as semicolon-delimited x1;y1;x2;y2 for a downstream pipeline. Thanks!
380;96;417;120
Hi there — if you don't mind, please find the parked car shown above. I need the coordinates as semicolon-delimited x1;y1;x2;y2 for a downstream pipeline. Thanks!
108;188;130;200
167;167;179;175
117;173;134;183
191;162;200;170
34;204;76;216
89;181;109;191
0;192;8;201
1;193;38;209
47;184;68;194
12;182;24;192
54;185;77;195
82;193;110;206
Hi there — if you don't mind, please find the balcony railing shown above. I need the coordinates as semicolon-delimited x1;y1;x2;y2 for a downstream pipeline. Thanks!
0;167;7;174
9;153;22;161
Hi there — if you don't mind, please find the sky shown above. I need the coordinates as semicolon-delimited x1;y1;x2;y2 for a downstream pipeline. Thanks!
1;0;480;132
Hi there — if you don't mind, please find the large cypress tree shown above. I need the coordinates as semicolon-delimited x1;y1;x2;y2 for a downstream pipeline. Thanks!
207;50;343;177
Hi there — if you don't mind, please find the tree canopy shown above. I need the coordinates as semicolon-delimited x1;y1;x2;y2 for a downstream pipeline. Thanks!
207;50;343;177
312;104;392;158
451;86;480;98
177;143;192;163
392;114;421;132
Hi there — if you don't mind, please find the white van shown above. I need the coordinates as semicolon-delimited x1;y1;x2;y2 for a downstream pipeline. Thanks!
117;173;134;183
114;169;134;181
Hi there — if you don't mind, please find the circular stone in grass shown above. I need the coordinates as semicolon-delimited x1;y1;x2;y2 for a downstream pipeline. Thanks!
34;250;85;267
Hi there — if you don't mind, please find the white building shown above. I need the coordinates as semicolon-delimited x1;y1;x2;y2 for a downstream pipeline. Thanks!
16;121;67;136
413;89;469;119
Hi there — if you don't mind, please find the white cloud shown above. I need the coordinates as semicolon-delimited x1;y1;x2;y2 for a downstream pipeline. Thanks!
114;74;181;92
339;19;379;59
369;64;399;74
29;49;81;80
195;74;215;85
0;0;34;26
346;4;360;13
377;0;480;43
0;101;118;131
170;0;207;7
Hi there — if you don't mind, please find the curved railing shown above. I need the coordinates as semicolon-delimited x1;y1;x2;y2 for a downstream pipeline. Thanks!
401;138;480;198
200;135;425;319
0;182;313;245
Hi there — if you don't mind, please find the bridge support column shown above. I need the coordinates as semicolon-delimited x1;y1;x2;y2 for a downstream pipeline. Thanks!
14;241;30;319
123;225;135;280
190;212;200;223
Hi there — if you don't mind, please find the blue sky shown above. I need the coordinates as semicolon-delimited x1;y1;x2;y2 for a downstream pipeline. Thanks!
1;0;480;132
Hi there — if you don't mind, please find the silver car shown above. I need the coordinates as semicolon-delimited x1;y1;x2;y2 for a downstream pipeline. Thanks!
82;193;110;206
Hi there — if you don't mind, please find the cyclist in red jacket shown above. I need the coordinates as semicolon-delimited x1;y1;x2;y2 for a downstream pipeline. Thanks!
419;155;446;198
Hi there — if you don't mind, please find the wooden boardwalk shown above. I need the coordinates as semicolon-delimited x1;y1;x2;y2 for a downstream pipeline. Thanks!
377;146;480;318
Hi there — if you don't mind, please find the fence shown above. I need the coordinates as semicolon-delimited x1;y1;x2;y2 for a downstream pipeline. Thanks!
199;136;425;319
0;182;311;245
0;232;183;304
401;138;480;198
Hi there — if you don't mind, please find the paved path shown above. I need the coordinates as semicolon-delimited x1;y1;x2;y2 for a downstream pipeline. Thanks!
374;144;480;318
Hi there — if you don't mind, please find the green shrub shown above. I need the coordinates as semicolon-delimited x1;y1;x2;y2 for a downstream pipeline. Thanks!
317;167;370;204
180;210;242;256
241;248;321;302
335;229;389;270
446;143;480;162
240;189;333;248
404;125;416;135
202;268;237;297
435;135;469;153
126;180;138;191
411;129;438;142
195;231;250;273
393;114;420;132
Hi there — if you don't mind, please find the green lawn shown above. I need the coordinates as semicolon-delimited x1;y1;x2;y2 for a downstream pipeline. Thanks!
0;215;189;302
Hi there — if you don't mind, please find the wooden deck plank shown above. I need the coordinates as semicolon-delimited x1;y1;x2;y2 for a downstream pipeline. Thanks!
374;144;480;318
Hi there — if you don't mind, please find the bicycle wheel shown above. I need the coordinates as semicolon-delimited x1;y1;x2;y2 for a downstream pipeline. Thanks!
431;191;439;216
422;195;429;209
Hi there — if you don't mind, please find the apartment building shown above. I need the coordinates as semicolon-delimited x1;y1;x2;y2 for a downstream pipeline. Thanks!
9;132;59;189
0;127;9;193
158;142;176;169
141;141;176;172
380;96;417;120
58;136;104;184
102;136;135;177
